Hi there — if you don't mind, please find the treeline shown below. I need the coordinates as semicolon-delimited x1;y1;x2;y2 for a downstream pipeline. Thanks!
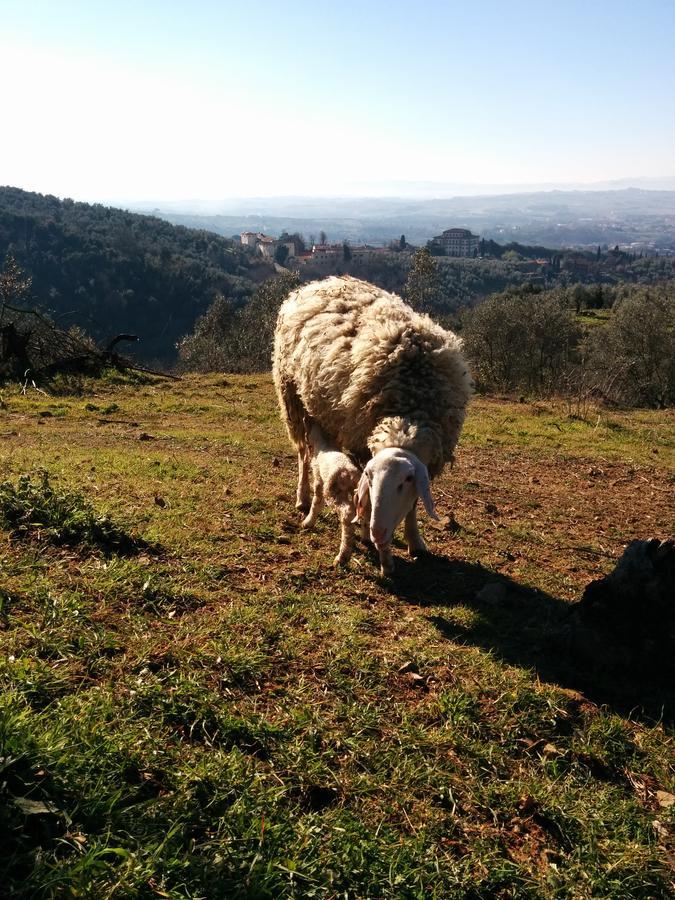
0;187;270;362
179;250;674;408
296;243;674;319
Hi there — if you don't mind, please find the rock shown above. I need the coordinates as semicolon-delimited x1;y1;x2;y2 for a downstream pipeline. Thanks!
565;539;675;673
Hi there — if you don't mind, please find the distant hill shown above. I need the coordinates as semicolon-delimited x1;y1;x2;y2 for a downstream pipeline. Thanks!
133;188;675;250
0;187;272;363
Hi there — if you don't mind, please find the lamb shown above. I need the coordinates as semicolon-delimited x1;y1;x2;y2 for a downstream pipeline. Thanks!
300;423;360;566
273;275;472;574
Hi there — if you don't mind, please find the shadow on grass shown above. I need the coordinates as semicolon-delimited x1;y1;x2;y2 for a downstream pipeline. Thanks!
389;553;675;726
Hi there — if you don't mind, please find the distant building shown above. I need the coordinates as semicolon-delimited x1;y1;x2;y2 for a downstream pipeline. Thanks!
240;231;295;260
296;243;398;267
432;227;480;257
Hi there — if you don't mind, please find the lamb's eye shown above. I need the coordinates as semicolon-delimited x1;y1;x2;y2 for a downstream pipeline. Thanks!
405;474;413;483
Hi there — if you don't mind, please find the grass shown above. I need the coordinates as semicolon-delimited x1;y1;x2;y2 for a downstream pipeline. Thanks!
0;374;673;898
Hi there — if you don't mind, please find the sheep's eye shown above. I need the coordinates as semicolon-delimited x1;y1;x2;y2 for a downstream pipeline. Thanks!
405;474;413;483
397;483;403;492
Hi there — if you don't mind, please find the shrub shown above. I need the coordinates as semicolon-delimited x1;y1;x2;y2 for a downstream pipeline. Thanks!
0;470;145;554
178;272;299;373
583;286;675;408
463;286;579;395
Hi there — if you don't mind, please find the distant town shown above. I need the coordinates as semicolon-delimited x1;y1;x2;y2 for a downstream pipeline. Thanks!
239;226;483;266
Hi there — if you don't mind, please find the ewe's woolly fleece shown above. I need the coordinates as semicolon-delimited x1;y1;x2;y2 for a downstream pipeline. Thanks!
273;276;472;478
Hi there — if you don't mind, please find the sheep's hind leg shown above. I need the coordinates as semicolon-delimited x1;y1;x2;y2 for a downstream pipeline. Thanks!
295;449;311;513
404;507;427;557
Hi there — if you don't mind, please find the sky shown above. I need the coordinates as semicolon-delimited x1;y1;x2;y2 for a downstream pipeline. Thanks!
1;0;674;203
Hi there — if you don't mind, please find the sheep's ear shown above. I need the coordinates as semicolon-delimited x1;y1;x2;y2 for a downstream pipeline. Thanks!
414;459;439;520
355;470;370;520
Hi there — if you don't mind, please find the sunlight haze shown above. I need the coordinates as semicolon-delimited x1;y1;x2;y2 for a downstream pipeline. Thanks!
2;0;674;202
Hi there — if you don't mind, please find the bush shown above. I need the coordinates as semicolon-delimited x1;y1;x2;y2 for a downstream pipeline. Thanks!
583;286;675;408
0;470;146;554
462;286;579;395
178;272;299;373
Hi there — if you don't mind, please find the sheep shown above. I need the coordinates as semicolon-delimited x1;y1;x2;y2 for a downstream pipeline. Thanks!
272;275;472;574
300;423;360;566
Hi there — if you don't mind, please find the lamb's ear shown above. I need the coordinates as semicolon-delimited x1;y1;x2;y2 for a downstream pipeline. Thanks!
414;459;439;520
354;469;370;521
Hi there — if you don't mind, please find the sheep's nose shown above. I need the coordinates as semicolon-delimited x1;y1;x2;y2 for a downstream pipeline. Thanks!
371;526;388;546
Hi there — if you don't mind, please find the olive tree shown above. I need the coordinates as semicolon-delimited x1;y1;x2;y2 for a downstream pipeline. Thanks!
178;272;299;373
583;286;675;408
463;287;579;394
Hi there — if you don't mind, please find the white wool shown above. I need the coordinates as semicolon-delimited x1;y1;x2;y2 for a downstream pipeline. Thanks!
301;424;360;566
273;276;472;573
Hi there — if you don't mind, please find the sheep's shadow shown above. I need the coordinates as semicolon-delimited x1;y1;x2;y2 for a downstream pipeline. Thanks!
388;552;675;726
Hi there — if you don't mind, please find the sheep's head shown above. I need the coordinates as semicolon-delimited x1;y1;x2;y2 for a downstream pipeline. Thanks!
355;447;438;549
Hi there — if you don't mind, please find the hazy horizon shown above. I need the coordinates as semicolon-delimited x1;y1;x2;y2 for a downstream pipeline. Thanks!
6;176;675;214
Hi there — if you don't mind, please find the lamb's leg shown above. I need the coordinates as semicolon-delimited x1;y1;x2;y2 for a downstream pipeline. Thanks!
295;448;311;513
301;481;324;529
378;544;395;577
404;506;427;557
334;506;356;566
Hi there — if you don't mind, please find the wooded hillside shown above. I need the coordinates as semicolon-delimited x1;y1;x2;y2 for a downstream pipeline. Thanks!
0;187;272;363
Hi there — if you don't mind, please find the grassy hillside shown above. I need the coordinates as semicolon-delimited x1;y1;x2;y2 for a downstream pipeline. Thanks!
0;375;673;897
0;187;272;363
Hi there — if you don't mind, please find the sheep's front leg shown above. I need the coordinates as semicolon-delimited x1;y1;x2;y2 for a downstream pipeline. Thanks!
377;544;395;577
301;481;324;529
404;506;427;557
358;494;372;543
295;449;311;512
334;507;356;566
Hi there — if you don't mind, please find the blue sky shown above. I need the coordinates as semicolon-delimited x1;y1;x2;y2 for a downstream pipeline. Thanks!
1;0;674;201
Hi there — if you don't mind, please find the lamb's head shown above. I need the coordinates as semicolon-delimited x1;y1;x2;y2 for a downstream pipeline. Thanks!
355;447;438;549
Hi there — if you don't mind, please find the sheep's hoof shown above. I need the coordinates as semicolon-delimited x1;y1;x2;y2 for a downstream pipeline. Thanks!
300;518;313;530
296;501;310;514
333;553;351;567
408;544;429;559
379;561;395;577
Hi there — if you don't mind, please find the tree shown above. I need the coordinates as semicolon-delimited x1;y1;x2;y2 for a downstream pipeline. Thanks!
502;249;521;262
319;230;327;245
0;254;32;308
584;286;675;408
404;249;441;313
274;244;290;266
463;286;579;394
178;272;299;374
342;241;352;263
399;234;406;250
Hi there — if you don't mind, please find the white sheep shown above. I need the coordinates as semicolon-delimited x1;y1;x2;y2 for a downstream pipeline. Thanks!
300;423;360;566
273;275;472;575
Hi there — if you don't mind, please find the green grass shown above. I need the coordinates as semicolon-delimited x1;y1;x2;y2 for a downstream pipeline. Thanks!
0;374;673;898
